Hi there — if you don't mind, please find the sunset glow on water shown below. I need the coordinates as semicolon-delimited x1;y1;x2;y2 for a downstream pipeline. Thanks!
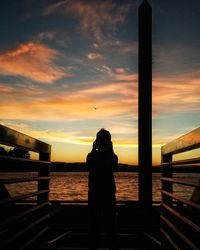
1;172;199;202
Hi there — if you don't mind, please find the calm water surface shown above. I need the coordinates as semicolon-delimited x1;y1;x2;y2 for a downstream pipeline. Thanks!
1;172;199;202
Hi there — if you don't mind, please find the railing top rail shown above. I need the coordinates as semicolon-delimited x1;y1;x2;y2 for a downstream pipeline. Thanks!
161;127;200;155
161;177;200;188
0;124;51;154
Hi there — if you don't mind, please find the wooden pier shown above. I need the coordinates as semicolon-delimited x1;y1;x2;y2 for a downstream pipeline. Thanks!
0;120;200;250
0;0;200;249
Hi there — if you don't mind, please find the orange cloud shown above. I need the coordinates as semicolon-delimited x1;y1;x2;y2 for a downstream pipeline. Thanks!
0;81;136;121
0;85;13;94
0;42;68;83
115;73;137;82
153;70;200;114
1;67;199;146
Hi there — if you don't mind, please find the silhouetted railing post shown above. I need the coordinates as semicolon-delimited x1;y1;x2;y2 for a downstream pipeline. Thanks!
161;153;173;207
38;151;51;204
138;0;152;207
0;124;51;249
160;127;200;249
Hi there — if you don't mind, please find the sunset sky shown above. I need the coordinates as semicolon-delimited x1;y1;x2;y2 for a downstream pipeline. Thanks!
0;0;199;165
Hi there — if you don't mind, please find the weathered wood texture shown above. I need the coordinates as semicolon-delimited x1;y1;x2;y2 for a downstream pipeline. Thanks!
162;127;200;155
161;127;200;249
0;124;51;153
0;124;51;249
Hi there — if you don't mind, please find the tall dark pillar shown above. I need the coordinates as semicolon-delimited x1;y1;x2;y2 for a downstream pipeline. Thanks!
138;0;152;207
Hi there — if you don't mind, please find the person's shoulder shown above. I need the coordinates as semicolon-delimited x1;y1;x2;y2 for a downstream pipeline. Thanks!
112;152;118;158
112;153;118;163
87;150;98;159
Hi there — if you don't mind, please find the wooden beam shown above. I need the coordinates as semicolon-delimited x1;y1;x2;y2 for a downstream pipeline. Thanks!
0;124;51;153
138;0;152;206
162;127;200;155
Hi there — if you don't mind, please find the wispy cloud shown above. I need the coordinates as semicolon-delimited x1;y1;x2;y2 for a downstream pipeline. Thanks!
115;72;137;82
1;67;199;121
153;44;200;74
92;39;138;55
0;121;163;150
81;82;135;99
0;83;44;100
0;42;68;83
43;0;131;41
0;80;135;121
0;85;13;94
96;65;138;82
35;31;56;41
96;65;114;76
153;70;200;114
87;52;103;60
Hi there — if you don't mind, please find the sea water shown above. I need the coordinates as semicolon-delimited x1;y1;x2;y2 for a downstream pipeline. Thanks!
1;172;199;202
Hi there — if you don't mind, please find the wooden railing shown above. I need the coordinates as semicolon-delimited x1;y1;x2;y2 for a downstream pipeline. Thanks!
0;124;51;249
160;127;200;249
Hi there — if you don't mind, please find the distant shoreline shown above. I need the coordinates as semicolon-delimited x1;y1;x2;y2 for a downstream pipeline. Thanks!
51;162;151;172
51;162;199;173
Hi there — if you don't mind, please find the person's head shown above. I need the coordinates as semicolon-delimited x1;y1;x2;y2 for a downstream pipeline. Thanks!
93;129;113;152
96;129;111;144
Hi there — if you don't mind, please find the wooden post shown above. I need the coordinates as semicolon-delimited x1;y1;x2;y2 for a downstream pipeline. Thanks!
38;151;51;204
161;153;173;207
38;151;51;244
138;0;152;207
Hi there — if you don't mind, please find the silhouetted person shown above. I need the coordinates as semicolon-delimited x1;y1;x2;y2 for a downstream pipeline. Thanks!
86;129;118;250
